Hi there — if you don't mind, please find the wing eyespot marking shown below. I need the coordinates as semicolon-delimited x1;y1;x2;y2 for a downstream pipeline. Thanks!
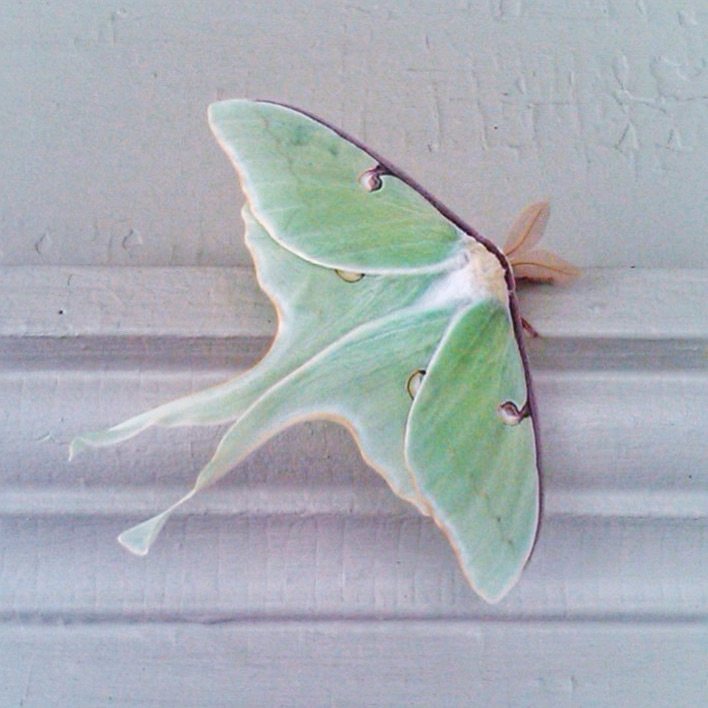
334;269;365;283
406;369;426;399
497;400;530;426
358;165;389;192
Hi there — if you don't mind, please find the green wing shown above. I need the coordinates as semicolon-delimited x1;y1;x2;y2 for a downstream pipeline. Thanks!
70;206;439;450
406;301;538;603
72;207;442;519
71;99;540;602
208;100;466;273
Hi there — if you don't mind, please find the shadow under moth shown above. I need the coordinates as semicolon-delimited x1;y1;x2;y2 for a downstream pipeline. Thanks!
71;99;578;603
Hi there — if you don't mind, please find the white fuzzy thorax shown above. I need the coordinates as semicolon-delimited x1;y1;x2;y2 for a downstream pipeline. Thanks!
418;239;508;310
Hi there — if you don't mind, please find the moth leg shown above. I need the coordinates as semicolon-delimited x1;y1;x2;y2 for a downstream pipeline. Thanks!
521;317;540;338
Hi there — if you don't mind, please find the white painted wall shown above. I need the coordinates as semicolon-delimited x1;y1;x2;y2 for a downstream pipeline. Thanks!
1;2;706;706
1;1;705;267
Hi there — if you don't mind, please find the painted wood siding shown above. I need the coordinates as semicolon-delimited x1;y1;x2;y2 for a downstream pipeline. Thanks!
1;0;706;704
1;266;705;705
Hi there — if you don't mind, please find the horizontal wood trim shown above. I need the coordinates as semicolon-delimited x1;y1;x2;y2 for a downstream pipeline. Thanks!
1;514;704;620
3;266;706;338
2;267;705;630
1;622;705;706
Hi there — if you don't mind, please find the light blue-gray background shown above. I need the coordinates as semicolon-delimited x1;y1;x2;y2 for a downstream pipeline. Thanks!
2;1;705;267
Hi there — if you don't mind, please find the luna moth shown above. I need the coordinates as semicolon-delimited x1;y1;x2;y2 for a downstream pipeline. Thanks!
70;99;578;603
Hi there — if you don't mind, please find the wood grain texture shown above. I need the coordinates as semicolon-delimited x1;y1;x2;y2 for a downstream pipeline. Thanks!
1;266;705;704
2;623;705;706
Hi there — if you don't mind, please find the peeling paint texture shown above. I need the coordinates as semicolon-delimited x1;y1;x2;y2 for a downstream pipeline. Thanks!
1;0;705;267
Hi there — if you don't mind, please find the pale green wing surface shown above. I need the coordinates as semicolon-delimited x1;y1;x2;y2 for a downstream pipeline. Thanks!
119;304;456;555
70;205;439;456
70;99;542;604
208;100;465;273
405;300;538;603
